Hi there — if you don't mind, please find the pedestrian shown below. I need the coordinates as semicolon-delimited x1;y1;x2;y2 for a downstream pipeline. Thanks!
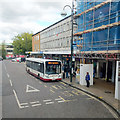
75;66;77;72
85;72;90;87
62;64;65;79
66;66;69;78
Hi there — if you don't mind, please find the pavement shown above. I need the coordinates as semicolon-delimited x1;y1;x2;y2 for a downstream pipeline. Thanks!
62;76;120;117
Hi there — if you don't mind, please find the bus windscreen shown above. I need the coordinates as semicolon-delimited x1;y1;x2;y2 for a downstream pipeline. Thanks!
46;61;61;74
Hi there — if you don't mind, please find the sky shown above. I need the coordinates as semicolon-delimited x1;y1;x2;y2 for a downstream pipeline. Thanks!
0;0;72;43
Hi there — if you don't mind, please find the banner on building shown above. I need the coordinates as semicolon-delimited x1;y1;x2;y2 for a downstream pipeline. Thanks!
115;61;120;100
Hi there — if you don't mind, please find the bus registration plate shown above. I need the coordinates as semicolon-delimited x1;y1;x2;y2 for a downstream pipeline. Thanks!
52;78;55;81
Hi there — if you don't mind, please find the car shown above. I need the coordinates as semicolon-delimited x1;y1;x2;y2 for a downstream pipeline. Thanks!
16;57;21;62
21;57;26;62
0;57;3;61
11;58;17;62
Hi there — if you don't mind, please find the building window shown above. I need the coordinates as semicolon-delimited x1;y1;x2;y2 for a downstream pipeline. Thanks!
63;23;66;32
67;22;70;31
61;25;63;33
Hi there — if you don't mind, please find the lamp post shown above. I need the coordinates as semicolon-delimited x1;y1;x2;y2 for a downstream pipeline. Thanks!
61;0;74;83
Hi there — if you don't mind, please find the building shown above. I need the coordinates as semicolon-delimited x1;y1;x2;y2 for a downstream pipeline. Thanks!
32;16;73;53
74;0;120;82
0;43;14;59
32;0;120;83
32;15;77;67
40;16;72;53
5;43;14;59
32;33;40;52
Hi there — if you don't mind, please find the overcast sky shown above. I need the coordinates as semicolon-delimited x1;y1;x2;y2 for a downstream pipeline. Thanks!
0;0;72;43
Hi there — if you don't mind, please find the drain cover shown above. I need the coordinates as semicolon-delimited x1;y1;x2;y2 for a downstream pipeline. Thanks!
104;91;112;93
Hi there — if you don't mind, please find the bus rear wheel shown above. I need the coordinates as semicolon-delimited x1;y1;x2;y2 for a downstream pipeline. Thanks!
38;74;40;79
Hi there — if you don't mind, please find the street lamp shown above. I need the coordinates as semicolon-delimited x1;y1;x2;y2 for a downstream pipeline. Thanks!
22;35;27;52
61;1;74;83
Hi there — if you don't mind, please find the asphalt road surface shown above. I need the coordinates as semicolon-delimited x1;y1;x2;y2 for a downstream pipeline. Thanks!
2;60;118;118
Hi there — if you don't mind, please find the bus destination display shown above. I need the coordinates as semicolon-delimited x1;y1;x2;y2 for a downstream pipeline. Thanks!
48;62;59;65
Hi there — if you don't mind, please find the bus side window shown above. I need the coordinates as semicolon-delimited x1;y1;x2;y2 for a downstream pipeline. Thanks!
30;62;32;68
38;63;44;73
41;63;44;73
26;61;28;67
31;62;33;69
34;62;37;71
38;63;41;71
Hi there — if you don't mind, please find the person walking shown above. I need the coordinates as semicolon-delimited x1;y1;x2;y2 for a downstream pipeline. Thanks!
66;66;69;78
85;72;90;87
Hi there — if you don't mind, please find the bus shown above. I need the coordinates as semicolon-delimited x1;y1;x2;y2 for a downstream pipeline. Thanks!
26;58;62;81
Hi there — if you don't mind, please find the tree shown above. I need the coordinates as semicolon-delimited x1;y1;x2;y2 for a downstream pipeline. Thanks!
12;32;32;55
1;41;7;59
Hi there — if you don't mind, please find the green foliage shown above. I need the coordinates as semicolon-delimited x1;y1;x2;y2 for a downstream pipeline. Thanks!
12;32;32;55
1;41;7;59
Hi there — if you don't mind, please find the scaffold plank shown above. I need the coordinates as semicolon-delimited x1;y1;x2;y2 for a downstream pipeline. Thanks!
74;22;120;36
75;0;110;18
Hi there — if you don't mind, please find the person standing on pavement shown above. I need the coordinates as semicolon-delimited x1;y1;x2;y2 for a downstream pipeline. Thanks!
85;72;90;87
66;66;69;78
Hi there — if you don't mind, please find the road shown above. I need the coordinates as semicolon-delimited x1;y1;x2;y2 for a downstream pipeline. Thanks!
2;60;117;118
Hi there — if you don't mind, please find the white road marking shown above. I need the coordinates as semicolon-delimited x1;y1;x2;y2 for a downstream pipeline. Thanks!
5;66;7;71
20;103;28;105
30;101;39;104
46;102;54;105
57;101;65;103
13;90;23;109
43;99;52;102
9;80;12;86
26;85;40;93
7;73;9;78
55;98;62;101
23;106;29;108
31;104;41;107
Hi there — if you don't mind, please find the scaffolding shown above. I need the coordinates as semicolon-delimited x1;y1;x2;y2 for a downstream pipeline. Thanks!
75;52;120;60
74;0;120;60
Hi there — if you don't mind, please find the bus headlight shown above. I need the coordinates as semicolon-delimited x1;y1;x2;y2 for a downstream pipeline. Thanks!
58;74;61;77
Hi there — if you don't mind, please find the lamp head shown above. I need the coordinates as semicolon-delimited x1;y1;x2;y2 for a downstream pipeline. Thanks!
61;11;67;17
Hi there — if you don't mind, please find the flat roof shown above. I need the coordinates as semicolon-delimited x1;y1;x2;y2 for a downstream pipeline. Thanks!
26;51;71;55
32;15;71;36
43;51;71;55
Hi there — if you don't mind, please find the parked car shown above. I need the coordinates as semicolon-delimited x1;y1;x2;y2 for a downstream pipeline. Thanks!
21;57;26;62
11;58;17;62
16;57;21;62
0;57;3;61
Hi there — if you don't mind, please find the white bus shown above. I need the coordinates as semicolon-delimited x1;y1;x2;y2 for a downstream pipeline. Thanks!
26;58;62;81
